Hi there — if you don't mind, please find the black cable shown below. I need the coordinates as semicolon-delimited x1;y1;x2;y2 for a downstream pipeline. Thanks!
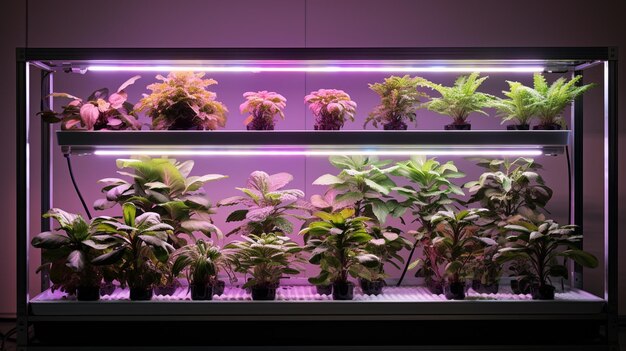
396;239;417;286
65;154;92;219
566;145;572;225
1;327;16;351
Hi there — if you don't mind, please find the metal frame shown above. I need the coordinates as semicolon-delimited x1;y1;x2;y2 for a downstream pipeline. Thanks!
16;47;618;350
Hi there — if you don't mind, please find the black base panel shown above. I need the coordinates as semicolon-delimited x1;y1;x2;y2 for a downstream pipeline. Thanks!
31;319;606;347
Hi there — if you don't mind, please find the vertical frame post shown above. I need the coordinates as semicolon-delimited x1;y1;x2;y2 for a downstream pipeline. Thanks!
40;70;52;290
571;70;584;289
16;49;29;349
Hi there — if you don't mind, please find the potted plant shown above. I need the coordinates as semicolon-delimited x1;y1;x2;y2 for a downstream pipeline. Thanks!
91;203;175;300
364;75;427;130
490;81;538;130
464;157;553;293
361;227;411;295
391;156;466;293
300;209;380;300
172;239;233;300
95;156;226;295
304;89;357;130
136;71;228;130
31;209;105;301
225;233;303;300
430;209;496;300
496;217;598;300
218;171;305;237
525;73;594;130
239;90;287;130
419;73;495;130
38;76;142;130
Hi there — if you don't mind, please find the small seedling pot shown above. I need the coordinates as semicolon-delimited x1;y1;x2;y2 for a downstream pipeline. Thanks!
507;124;530;130
510;279;532;295
533;123;562;130
250;285;277;301
213;280;226;296
129;287;153;301
444;281;467;300
190;283;214;301
316;284;333;295
444;123;471;130
425;278;444;295
154;283;178;296
359;279;385;295
99;281;116;296
76;286;100;301
531;284;556;300
332;281;354;300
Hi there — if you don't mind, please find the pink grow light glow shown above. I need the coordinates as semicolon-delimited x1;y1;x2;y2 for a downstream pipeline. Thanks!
86;65;545;73
93;149;544;156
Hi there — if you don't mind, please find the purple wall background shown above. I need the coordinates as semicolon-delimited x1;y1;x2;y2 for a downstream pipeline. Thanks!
2;0;625;317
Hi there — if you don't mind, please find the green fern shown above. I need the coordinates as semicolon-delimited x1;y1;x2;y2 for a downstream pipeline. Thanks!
419;73;495;124
525;73;594;128
491;81;537;126
364;75;428;128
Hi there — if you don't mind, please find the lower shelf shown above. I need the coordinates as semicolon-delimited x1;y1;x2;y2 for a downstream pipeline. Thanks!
30;285;605;319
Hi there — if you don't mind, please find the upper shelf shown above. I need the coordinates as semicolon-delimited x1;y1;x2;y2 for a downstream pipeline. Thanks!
21;47;615;73
56;130;570;156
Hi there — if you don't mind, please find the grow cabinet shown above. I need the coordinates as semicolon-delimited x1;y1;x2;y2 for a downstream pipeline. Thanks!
17;47;618;350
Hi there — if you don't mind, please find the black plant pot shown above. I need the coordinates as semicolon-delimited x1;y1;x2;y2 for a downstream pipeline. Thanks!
246;118;275;130
471;280;499;294
444;123;471;130
99;281;116;296
533;123;562;130
531;284;556;300
507;124;530;130
359;279;385;295
154;283;178;296
129;287;153;301
332;281;354;300
444;281;466;300
425;278;444;295
314;124;342;130
315;284;333;295
76;286;100;301
250;285;277;301
510;279;532;295
383;120;408;130
213;280;225;296
190;283;213;301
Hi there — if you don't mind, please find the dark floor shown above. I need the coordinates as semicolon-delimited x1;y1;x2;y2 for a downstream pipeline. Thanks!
1;319;624;350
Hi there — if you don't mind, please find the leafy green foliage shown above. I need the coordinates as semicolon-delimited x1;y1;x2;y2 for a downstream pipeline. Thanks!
95;156;226;247
490;81;538;126
218;171;305;236
136;72;228;130
172;239;233;286
300;209;380;285
430;209;496;284
225;233;304;288
496;217;598;287
38;76;142;130
419;73;495;124
90;203;175;289
313;156;402;225
31;209;106;295
525;73;594;128
364;227;412;280
365;75;428;128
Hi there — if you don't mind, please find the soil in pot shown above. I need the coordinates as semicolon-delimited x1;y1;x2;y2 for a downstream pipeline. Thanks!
99;281;116;296
213;280;225;296
444;281;466;300
531;284;556;300
332;281;354;300
154;282;178;296
359;279;385;295
129;287;153;301
507;124;530;130
76;286;100;301
444;123;471;130
425;278;444;295
314;115;344;130
315;284;333;295
471;280;499;294
533;123;562;130
246;117;275;130
250;284;277;301
383;120;408;130
190;283;213;300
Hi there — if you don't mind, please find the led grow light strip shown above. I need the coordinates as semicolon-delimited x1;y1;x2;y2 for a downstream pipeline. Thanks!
86;65;545;73
94;149;544;156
